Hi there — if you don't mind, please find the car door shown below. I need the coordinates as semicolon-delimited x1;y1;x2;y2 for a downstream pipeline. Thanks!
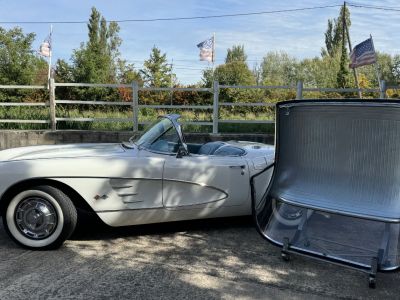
162;155;249;209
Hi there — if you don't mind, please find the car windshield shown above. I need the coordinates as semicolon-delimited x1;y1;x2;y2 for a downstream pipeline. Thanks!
134;117;181;153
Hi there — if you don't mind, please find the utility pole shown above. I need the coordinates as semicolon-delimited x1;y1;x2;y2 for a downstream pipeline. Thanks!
344;1;362;98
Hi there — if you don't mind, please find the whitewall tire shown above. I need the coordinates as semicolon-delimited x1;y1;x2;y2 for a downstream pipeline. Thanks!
2;185;77;250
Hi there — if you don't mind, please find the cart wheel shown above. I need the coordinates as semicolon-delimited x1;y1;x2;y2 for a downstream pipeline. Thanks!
281;252;291;262
368;276;376;289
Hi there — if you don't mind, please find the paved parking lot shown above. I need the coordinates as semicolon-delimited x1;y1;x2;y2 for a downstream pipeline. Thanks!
0;216;399;299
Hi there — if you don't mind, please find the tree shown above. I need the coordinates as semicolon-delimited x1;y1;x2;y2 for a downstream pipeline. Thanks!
214;62;255;86
202;45;254;86
261;51;299;85
323;5;351;57
0;27;47;85
201;68;214;87
201;46;262;108
71;7;122;83
336;39;350;88
116;59;142;84
226;45;247;63
55;59;74;83
322;5;352;88
140;46;173;87
298;55;340;88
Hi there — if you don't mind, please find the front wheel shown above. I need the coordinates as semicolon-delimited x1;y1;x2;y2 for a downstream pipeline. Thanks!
2;185;77;250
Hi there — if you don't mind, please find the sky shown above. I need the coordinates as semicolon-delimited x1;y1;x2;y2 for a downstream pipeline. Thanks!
1;0;400;84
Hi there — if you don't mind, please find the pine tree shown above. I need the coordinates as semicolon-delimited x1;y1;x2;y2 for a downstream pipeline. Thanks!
140;46;173;87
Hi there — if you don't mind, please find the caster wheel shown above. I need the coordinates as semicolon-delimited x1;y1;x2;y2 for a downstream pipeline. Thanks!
368;276;376;289
281;252;291;262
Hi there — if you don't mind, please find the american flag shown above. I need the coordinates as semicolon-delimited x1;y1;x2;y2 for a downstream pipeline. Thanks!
197;37;214;62
349;38;376;68
39;34;52;57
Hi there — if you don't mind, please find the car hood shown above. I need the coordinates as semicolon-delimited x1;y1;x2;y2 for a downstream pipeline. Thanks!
0;143;127;161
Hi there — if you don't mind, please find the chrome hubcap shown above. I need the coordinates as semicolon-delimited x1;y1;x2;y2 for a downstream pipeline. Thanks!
15;197;58;240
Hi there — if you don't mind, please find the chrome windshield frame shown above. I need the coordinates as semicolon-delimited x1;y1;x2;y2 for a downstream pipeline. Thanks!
132;114;187;155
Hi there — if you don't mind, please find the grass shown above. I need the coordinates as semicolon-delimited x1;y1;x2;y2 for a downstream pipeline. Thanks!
22;106;273;133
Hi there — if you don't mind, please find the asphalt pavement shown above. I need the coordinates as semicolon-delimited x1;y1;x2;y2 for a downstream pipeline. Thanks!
0;216;399;299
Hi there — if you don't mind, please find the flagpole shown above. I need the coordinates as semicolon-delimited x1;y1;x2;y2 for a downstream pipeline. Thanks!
343;2;361;98
370;34;382;92
212;32;215;82
212;32;215;67
47;24;53;89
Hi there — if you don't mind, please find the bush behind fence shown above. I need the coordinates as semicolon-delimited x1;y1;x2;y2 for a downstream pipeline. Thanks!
0;80;397;133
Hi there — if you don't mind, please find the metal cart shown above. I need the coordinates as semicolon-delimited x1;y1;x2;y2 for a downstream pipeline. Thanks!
252;100;400;288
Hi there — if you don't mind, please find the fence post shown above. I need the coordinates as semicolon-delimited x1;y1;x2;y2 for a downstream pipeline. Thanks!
296;81;303;100
132;81;139;132
380;80;386;99
212;81;219;134
49;78;56;131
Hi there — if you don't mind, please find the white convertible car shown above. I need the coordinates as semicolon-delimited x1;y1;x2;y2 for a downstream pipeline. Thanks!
0;114;274;249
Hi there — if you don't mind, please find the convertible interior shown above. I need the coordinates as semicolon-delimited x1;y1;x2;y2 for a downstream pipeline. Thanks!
140;118;246;156
186;141;246;156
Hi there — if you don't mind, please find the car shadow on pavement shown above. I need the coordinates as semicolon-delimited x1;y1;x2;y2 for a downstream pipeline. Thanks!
71;213;253;240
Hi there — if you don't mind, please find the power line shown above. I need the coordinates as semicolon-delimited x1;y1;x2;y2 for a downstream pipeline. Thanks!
347;2;400;12
0;4;342;24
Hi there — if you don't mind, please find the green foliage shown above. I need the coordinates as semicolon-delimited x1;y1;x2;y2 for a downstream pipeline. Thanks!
261;51;299;85
226;45;247;63
0;27;47;85
205;46;263;112
259;51;298;101
140;46;173;87
55;59;74;83
337;40;350;88
323;5;351;57
71;7;121;84
117;59;142;84
298;55;340;87
201;68;214;87
215;62;255;86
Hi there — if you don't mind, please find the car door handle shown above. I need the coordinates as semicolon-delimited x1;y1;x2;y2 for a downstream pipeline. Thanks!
229;165;246;175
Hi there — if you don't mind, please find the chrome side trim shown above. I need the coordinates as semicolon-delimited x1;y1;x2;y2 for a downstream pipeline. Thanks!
118;193;139;197
112;185;133;189
122;199;143;204
96;207;164;213
163;196;227;209
163;178;228;197
162;178;228;209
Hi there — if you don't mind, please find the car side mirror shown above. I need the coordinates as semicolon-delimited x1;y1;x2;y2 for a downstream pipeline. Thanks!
176;144;188;158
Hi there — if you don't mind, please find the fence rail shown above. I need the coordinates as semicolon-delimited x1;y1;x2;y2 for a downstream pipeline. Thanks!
0;79;397;133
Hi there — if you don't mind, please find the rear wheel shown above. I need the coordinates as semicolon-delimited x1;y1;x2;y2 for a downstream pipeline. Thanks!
2;185;77;250
272;198;312;227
